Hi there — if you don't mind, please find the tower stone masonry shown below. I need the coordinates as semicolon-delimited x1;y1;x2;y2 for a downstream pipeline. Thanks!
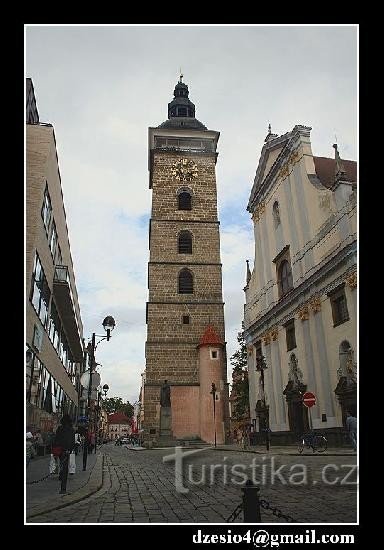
143;76;229;444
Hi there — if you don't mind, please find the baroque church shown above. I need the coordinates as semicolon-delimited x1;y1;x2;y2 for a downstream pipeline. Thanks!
244;125;357;444
142;76;230;445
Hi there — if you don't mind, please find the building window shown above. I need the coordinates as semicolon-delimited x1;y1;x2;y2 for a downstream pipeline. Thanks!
278;259;293;297
272;201;281;228
178;231;192;254
182;315;190;324
56;244;63;266
49;221;58;259
210;349;218;359
30;253;51;327
41;185;52;234
285;320;296;351
178;192;192;210
329;286;349;326
178;268;193;294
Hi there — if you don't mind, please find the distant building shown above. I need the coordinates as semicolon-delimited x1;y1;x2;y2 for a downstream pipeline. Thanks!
244;125;356;444
26;78;84;438
108;412;132;440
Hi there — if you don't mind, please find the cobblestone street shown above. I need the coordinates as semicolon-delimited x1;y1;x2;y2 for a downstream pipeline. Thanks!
27;444;357;524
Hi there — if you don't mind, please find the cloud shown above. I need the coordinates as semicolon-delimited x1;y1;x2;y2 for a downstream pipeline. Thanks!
26;25;357;398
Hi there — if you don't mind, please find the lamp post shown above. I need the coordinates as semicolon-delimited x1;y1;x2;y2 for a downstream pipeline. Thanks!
210;382;217;448
256;354;270;451
82;316;115;471
102;384;109;442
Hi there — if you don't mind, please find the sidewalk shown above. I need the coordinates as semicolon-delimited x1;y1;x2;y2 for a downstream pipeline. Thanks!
26;450;103;520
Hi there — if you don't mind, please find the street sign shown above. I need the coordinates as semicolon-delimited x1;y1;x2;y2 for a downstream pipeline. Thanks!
303;391;316;408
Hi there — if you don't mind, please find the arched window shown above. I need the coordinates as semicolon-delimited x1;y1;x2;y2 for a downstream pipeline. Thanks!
178;231;192;254
273;201;281;228
178;269;193;294
278;260;293;296
178;191;192;210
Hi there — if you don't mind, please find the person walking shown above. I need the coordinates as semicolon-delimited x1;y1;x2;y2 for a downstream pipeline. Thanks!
74;432;82;455
26;432;36;468
346;410;357;452
53;414;75;494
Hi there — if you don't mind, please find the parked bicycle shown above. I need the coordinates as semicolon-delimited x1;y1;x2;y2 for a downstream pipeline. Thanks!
298;431;327;453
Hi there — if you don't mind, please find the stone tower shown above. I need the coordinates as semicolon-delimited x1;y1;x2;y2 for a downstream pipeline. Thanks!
143;76;229;444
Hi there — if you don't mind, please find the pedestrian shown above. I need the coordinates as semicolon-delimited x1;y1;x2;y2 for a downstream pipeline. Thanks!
53;414;75;494
346;410;357;452
34;430;44;455
26;432;36;468
74;432;82;455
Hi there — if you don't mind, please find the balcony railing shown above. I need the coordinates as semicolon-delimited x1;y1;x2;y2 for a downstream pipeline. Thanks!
53;265;83;362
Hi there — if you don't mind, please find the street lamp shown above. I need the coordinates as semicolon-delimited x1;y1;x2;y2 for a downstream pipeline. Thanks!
256;354;270;451
103;384;109;397
210;382;217;448
82;316;116;471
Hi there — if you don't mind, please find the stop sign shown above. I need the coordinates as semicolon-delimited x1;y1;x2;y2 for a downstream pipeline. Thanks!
303;391;316;408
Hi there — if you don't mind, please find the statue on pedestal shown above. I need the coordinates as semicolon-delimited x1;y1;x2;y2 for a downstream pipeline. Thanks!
160;380;171;408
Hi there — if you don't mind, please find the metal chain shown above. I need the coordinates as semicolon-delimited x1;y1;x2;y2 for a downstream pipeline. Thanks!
259;498;295;522
225;502;243;523
26;471;56;485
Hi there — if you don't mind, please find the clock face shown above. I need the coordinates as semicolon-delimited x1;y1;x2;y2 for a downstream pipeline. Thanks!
171;158;198;182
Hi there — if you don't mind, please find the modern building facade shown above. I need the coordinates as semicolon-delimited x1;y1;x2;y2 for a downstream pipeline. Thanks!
26;78;84;438
244;125;357;443
143;76;229;444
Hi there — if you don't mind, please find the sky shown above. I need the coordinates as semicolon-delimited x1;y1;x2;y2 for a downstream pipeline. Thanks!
25;25;357;405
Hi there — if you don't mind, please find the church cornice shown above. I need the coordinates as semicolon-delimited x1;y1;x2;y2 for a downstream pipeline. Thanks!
244;241;356;339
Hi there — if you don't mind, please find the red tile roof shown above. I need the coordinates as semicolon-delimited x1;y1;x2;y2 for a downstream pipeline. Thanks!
313;156;357;189
108;412;131;424
198;325;224;347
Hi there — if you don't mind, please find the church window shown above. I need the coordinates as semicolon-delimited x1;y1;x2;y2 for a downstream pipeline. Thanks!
328;285;349;327
278;260;293;297
182;315;190;325
273;201;281;228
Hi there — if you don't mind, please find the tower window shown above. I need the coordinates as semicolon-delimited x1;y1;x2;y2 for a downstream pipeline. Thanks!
178;192;192;210
178;269;193;294
210;350;218;360
178;231;192;254
182;315;190;325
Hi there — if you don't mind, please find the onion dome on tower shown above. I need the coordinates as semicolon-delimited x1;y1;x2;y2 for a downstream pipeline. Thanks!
158;73;207;130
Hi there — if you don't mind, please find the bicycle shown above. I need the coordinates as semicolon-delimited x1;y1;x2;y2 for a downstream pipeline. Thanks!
298;431;327;453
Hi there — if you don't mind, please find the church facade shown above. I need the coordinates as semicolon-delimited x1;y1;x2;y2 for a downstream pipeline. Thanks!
143;77;229;445
244;125;357;443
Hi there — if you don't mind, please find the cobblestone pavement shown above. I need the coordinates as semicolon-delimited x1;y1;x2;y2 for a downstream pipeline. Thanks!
29;444;357;523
